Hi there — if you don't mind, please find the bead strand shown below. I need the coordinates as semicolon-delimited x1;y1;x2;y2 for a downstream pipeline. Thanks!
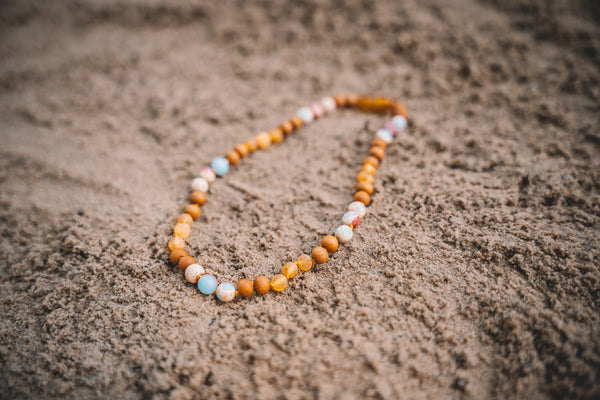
167;95;408;302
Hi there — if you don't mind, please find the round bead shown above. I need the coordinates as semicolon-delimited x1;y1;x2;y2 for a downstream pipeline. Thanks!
198;274;218;295
271;274;288;292
346;94;359;106
255;132;271;149
225;150;240;166
190;191;207;206
280;121;294;135
199;167;216;183
177;213;193;226
361;163;377;176
210;157;230;177
311;246;329;264
335;225;353;243
185;263;205;284
310;103;324;119
371;138;387;149
168;236;185;251
282;262;298;279
185;204;202;220
376;129;394;144
357;171;374;183
245;139;258;153
170;248;187;264
342;211;360;228
178;255;196;271
290;116;303;129
237;279;254;297
254;276;271;294
348;201;367;218
369;146;385;161
354;191;371;205
364;156;380;168
270;129;284;144
295;254;313;272
334;95;347;107
216;282;236;302
174;223;191;239
191;177;209;193
356;181;374;195
321;235;339;253
321;97;337;112
296;107;314;124
234;143;249;158
393;115;407;131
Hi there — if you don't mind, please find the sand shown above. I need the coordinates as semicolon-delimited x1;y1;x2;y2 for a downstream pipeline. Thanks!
1;0;599;399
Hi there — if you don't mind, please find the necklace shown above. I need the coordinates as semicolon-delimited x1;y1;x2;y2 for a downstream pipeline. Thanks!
167;94;408;302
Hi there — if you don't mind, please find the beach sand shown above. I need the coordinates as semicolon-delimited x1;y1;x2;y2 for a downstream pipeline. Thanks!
1;0;599;398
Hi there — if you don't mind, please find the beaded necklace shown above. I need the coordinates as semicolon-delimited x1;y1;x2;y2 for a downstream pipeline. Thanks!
167;95;408;302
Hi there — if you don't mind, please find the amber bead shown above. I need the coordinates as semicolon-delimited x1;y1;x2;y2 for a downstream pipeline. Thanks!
234;143;249;158
290;116;303;130
321;235;339;253
369;146;385;161
356;96;396;114
246;139;258;153
361;163;377;176
185;204;202;220
177;213;193;226
280;121;293;135
270;128;284;143
357;171;374;184
295;254;314;272
225;150;240;166
174;223;191;239
255;132;271;149
237;279;254;297
178;256;196;271
311;246;329;264
346;94;359;107
371;138;387;149
282;262;298;279
394;102;408;118
271;274;288;292
168;236;185;250
190;191;207;206
354;190;371;205
356;181;374;195
364;156;380;169
334;95;347;108
170;248;187;264
254;276;271;294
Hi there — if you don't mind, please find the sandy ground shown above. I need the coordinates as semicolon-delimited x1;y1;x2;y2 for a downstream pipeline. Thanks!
1;0;599;399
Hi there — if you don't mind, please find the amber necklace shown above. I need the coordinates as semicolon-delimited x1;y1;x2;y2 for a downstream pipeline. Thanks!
167;95;408;302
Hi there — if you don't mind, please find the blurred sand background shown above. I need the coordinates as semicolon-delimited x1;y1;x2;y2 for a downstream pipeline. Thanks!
1;0;599;399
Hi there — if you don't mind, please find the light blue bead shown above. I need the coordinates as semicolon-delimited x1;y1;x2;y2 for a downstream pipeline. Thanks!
334;224;353;243
198;274;218;295
210;157;230;177
376;128;394;144
296;107;314;124
393;115;407;131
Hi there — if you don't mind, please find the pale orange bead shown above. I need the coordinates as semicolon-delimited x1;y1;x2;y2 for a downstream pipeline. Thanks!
311;246;329;264
168;236;185;251
282;262;298;279
290;116;303;129
361;163;377;176
185;204;202;220
356;181;374;195
190;191;207;206
271;274;288;292
170;248;187;264
346;94;359;107
371;138;387;149
178;255;195;271
234;143;249;158
255;132;271;149
354;190;371;205
369;146;385;161
334;94;347;108
364;156;380;169
237;279;254;297
295;254;314;272
174;223;191;239
270;128;284;143
321;235;339;253
246;139;258;153
177;213;193;226
357;171;374;183
225;150;240;166
254;276;271;294
280;121;293;135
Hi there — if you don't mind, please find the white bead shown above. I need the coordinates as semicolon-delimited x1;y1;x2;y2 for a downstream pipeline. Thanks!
191;177;209;193
393;115;407;131
376;128;394;143
184;263;205;284
321;97;336;112
199;167;216;183
335;225;353;243
342;211;360;227
297;107;314;124
216;282;236;302
348;201;367;218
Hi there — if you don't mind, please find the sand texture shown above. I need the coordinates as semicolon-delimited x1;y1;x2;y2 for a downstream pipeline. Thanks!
1;0;599;399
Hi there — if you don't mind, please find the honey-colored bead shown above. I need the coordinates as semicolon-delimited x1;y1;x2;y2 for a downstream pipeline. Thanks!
234;143;249;158
178;255;196;271
270;128;284;143
271;274;288;292
371;138;387;149
364;156;380;169
334;94;347;108
356;96;396;114
361;163;377;176
346;94;359;107
255;132;271;149
354;190;371;205
254;276;271;294
185;204;202;220
246;139;258;153
356;181;374;194
311;246;329;264
295;254;314;272
280;121;293;135
282;262;298;279
170;248;187;264
190;191;207;206
168;236;185;250
290;116;303;129
177;213;193;226
369;146;385;161
357;171;374;184
225;150;240;166
174;223;191;239
321;235;339;253
237;279;254;297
